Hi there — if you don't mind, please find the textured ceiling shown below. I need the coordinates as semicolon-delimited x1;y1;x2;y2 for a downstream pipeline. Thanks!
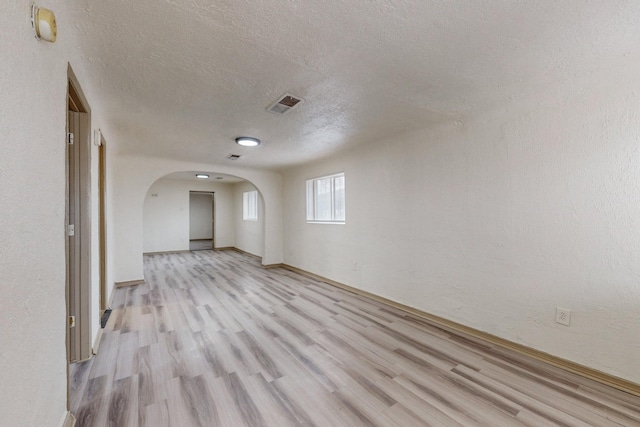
67;1;640;170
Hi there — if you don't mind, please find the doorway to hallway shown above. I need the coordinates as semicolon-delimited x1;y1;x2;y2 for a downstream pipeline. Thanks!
189;191;214;250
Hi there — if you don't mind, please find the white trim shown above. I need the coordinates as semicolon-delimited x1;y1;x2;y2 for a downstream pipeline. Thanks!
306;221;346;225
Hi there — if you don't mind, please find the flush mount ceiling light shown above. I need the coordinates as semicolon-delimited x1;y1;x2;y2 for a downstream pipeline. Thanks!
195;174;209;179
235;137;260;147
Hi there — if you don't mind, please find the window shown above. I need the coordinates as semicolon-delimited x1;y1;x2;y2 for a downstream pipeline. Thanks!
243;190;258;221
306;173;345;223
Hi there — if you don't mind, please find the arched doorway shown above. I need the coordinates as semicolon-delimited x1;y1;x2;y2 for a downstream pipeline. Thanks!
142;171;265;258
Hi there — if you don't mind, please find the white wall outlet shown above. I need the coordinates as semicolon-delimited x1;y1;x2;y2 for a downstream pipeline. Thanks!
555;307;571;326
352;261;358;271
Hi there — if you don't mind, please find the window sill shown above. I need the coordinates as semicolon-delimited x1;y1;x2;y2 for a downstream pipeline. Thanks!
306;221;346;225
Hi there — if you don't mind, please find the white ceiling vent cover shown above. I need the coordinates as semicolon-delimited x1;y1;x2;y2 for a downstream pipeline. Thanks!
267;93;304;114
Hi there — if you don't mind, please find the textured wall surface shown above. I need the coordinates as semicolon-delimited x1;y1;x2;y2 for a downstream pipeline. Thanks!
234;182;265;257
283;67;640;383
0;2;69;425
143;178;234;252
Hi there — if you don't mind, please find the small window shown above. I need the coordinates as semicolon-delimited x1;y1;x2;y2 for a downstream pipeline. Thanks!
243;190;258;221
306;173;345;224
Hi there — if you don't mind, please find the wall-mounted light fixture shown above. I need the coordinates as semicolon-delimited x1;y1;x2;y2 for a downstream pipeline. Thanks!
235;137;260;147
195;174;209;179
31;4;57;43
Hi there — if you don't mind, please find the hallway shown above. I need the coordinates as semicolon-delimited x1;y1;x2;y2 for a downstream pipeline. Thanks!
70;251;640;426
189;240;213;251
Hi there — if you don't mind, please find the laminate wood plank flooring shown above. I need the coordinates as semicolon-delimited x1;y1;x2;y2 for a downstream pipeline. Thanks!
70;250;640;426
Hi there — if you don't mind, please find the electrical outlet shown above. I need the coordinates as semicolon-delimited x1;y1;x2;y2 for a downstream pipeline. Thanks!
555;307;571;326
352;261;358;271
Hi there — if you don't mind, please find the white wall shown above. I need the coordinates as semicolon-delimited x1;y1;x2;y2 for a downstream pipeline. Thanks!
282;67;640;384
234;182;265;257
143;178;234;253
0;5;125;409
0;2;72;425
189;193;213;240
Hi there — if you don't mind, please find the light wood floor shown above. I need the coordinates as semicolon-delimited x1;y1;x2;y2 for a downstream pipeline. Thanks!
70;250;640;426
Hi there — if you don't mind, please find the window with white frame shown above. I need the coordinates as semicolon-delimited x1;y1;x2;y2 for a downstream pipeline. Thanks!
243;190;258;221
306;173;345;223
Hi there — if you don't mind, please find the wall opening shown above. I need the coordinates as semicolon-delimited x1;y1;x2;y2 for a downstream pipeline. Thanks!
189;191;214;250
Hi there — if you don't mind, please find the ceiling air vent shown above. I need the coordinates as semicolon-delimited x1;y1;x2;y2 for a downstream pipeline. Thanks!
227;154;241;160
267;93;304;114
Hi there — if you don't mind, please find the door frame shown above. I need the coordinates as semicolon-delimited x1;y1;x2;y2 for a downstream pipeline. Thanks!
66;65;92;368
98;132;107;316
189;191;215;249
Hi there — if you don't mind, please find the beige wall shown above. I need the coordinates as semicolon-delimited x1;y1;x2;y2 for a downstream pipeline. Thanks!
233;182;265;257
0;2;71;425
282;65;640;384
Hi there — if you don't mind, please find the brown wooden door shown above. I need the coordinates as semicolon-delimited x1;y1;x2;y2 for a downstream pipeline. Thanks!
67;110;81;362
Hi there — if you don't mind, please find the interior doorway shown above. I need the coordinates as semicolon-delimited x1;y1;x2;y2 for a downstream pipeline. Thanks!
66;68;92;364
189;191;214;250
